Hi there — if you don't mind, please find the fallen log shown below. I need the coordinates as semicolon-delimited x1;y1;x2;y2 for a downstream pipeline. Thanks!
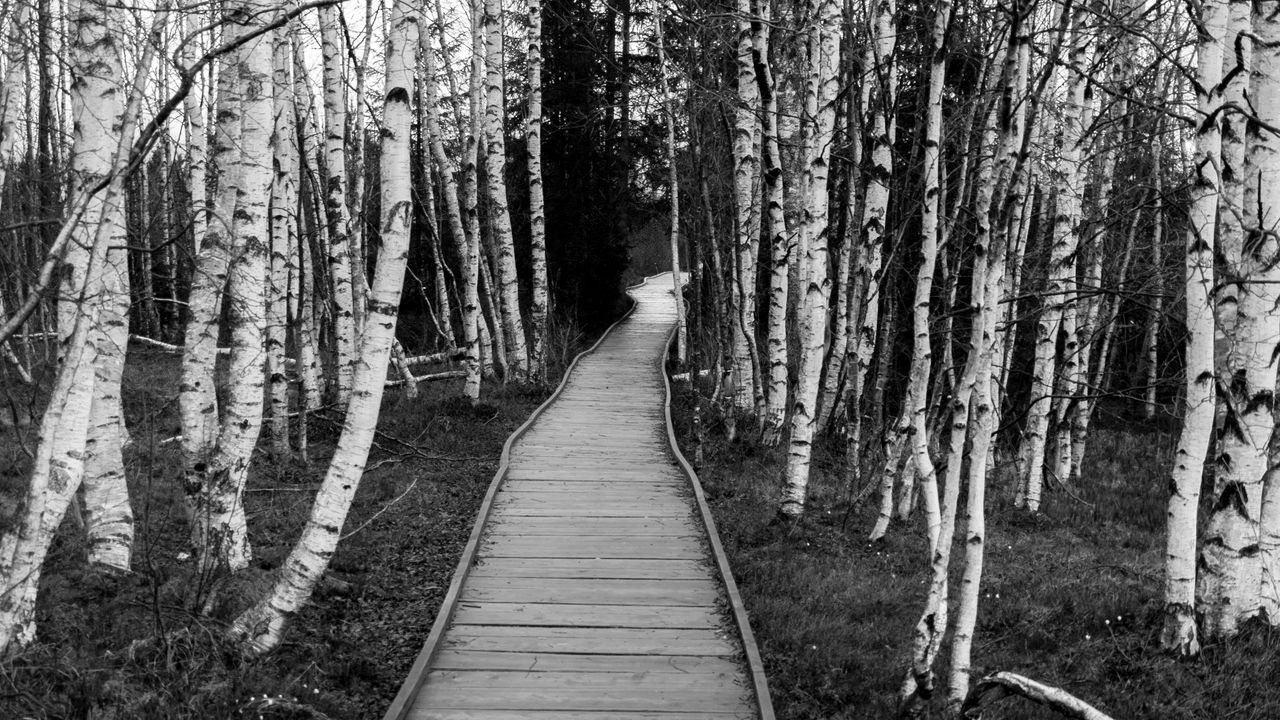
961;672;1115;720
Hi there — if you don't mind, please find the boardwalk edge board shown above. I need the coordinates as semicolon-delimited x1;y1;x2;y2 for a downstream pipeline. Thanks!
381;278;649;720
658;292;777;720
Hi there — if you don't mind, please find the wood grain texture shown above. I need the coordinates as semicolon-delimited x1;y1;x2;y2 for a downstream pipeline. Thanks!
387;274;768;720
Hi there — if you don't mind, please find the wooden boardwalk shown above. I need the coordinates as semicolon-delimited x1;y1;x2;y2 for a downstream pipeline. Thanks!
384;273;772;720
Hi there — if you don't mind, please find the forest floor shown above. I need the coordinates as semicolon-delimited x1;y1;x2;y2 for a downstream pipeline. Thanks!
0;326;602;720
670;379;1280;720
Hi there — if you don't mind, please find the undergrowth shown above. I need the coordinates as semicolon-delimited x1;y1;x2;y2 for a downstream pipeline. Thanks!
669;379;1280;720
0;314;598;719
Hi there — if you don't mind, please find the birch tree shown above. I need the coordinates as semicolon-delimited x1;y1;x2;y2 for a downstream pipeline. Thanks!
181;1;274;579
656;6;685;363
427;2;482;401
1160;0;1226;655
319;4;358;403
482;0;530;381
1200;0;1277;640
0;0;160;653
1255;0;1280;623
779;0;839;519
728;0;761;420
1021;0;1089;513
62;0;133;573
754;0;790;446
527;0;549;380
232;0;417;651
267;25;298;457
858;0;899;541
898;4;983;709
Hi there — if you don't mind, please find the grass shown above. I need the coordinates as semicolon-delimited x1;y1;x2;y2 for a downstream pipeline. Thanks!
0;319;599;719
669;382;1280;720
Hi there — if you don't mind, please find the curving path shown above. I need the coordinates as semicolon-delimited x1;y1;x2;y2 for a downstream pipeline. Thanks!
384;273;772;720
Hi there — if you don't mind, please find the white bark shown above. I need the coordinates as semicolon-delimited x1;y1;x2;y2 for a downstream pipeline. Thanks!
1142;165;1164;421
232;2;416;651
482;0;529;381
527;0;548;379
754;2;790;446
779;0;839;518
424;10;481;401
293;36;322;450
268;26;298;456
1161;0;1226;655
185;2;275;578
858;0;898;540
1257;0;1280;623
183;14;209;253
1202;0;1276;640
882;0;949;547
60;0;134;574
656;9;685;364
949;13;1031;701
0;6;33;384
900;2;958;705
1024;4;1089;512
319;5;358;404
729;0;761;413
180;30;243;466
0;1;159;652
963;672;1116;720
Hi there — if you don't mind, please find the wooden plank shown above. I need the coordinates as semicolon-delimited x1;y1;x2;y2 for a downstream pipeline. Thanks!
495;490;688;505
499;481;684;493
441;626;736;656
480;536;703;559
489;501;690;514
451;602;720;629
409;710;751;720
469;557;709;579
414;671;752;712
430;650;740;674
484;516;701;536
504;469;685;481
460;577;718;606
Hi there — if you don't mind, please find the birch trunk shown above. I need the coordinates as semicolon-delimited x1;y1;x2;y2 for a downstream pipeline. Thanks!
1256;0;1280;623
951;3;1036;697
183;14;209;253
1202;0;1274;639
423;15;481;400
881;0;949;547
0;6;32;384
482;0;529;381
1023;3;1088;512
753;1;790;446
232;1;417;653
1160;0;1226;655
526;0;548;379
656;9;685;363
1142;163;1163;420
0;2;158;652
319;5;357;404
855;0;897;537
59;0;134;573
268;26;298;456
184;2;274;578
779;0;839;518
294;38;322;430
729;0;761;414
